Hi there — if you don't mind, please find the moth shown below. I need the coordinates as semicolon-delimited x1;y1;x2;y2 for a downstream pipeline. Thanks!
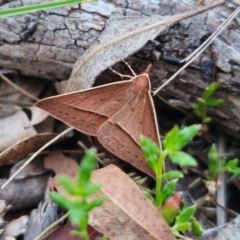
35;65;160;178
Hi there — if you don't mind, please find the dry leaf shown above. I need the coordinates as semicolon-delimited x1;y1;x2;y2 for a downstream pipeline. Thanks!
44;149;79;178
0;111;37;152
66;1;225;92
44;149;79;191
89;164;175;240
0;133;56;166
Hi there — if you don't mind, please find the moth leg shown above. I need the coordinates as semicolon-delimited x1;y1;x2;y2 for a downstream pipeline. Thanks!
109;67;133;79
122;60;137;77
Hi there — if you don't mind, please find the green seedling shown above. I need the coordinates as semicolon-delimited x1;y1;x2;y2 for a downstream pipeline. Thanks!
0;0;92;18
208;144;240;181
51;148;105;240
140;124;203;236
192;82;223;123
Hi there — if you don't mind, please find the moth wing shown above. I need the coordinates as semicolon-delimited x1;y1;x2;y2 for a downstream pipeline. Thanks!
97;121;155;178
56;81;133;117
109;92;160;146
35;81;133;135
35;97;107;136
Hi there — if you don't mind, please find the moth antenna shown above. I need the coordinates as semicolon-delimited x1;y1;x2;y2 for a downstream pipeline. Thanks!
122;60;137;77
109;67;132;79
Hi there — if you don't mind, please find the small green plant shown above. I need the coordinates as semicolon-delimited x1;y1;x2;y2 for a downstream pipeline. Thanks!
192;82;223;123
140;124;203;236
51;148;105;240
208;144;240;181
0;0;92;18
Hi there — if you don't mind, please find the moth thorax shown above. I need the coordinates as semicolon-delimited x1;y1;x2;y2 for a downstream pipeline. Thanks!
133;75;150;92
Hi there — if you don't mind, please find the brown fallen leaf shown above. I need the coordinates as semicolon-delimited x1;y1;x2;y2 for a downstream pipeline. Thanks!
36;66;159;178
88;164;175;240
44;149;79;178
0;133;56;166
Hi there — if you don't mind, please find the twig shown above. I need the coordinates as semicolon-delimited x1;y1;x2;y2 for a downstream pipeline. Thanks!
217;134;227;225
34;213;69;240
0;73;39;101
1;127;73;189
182;6;240;63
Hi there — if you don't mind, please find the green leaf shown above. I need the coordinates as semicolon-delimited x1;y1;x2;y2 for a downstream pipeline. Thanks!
191;217;204;237
143;190;156;204
192;102;201;109
69;207;87;226
203;117;212;123
0;0;89;18
206;98;223;107
203;82;221;100
58;175;76;195
175;124;201;150
160;179;178;205
224;159;238;170
175;205;196;225
229;167;240;176
193;107;204;118
173;222;191;232
85;198;106;211
164;125;201;151
82;183;102;197
169;151;197;167
140;136;161;171
163;125;179;151
197;98;205;104
78;148;97;185
50;192;71;210
208;144;220;179
162;171;184;180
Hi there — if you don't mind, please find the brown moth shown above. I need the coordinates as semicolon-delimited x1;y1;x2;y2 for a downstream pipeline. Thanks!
35;65;160;178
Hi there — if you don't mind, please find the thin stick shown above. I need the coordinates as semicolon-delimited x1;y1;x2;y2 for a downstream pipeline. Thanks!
0;98;33;106
153;5;239;95
217;134;227;225
183;6;240;63
1;127;73;189
0;73;39;101
34;213;69;240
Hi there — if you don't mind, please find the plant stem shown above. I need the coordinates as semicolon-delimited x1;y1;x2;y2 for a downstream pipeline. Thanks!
156;150;168;207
